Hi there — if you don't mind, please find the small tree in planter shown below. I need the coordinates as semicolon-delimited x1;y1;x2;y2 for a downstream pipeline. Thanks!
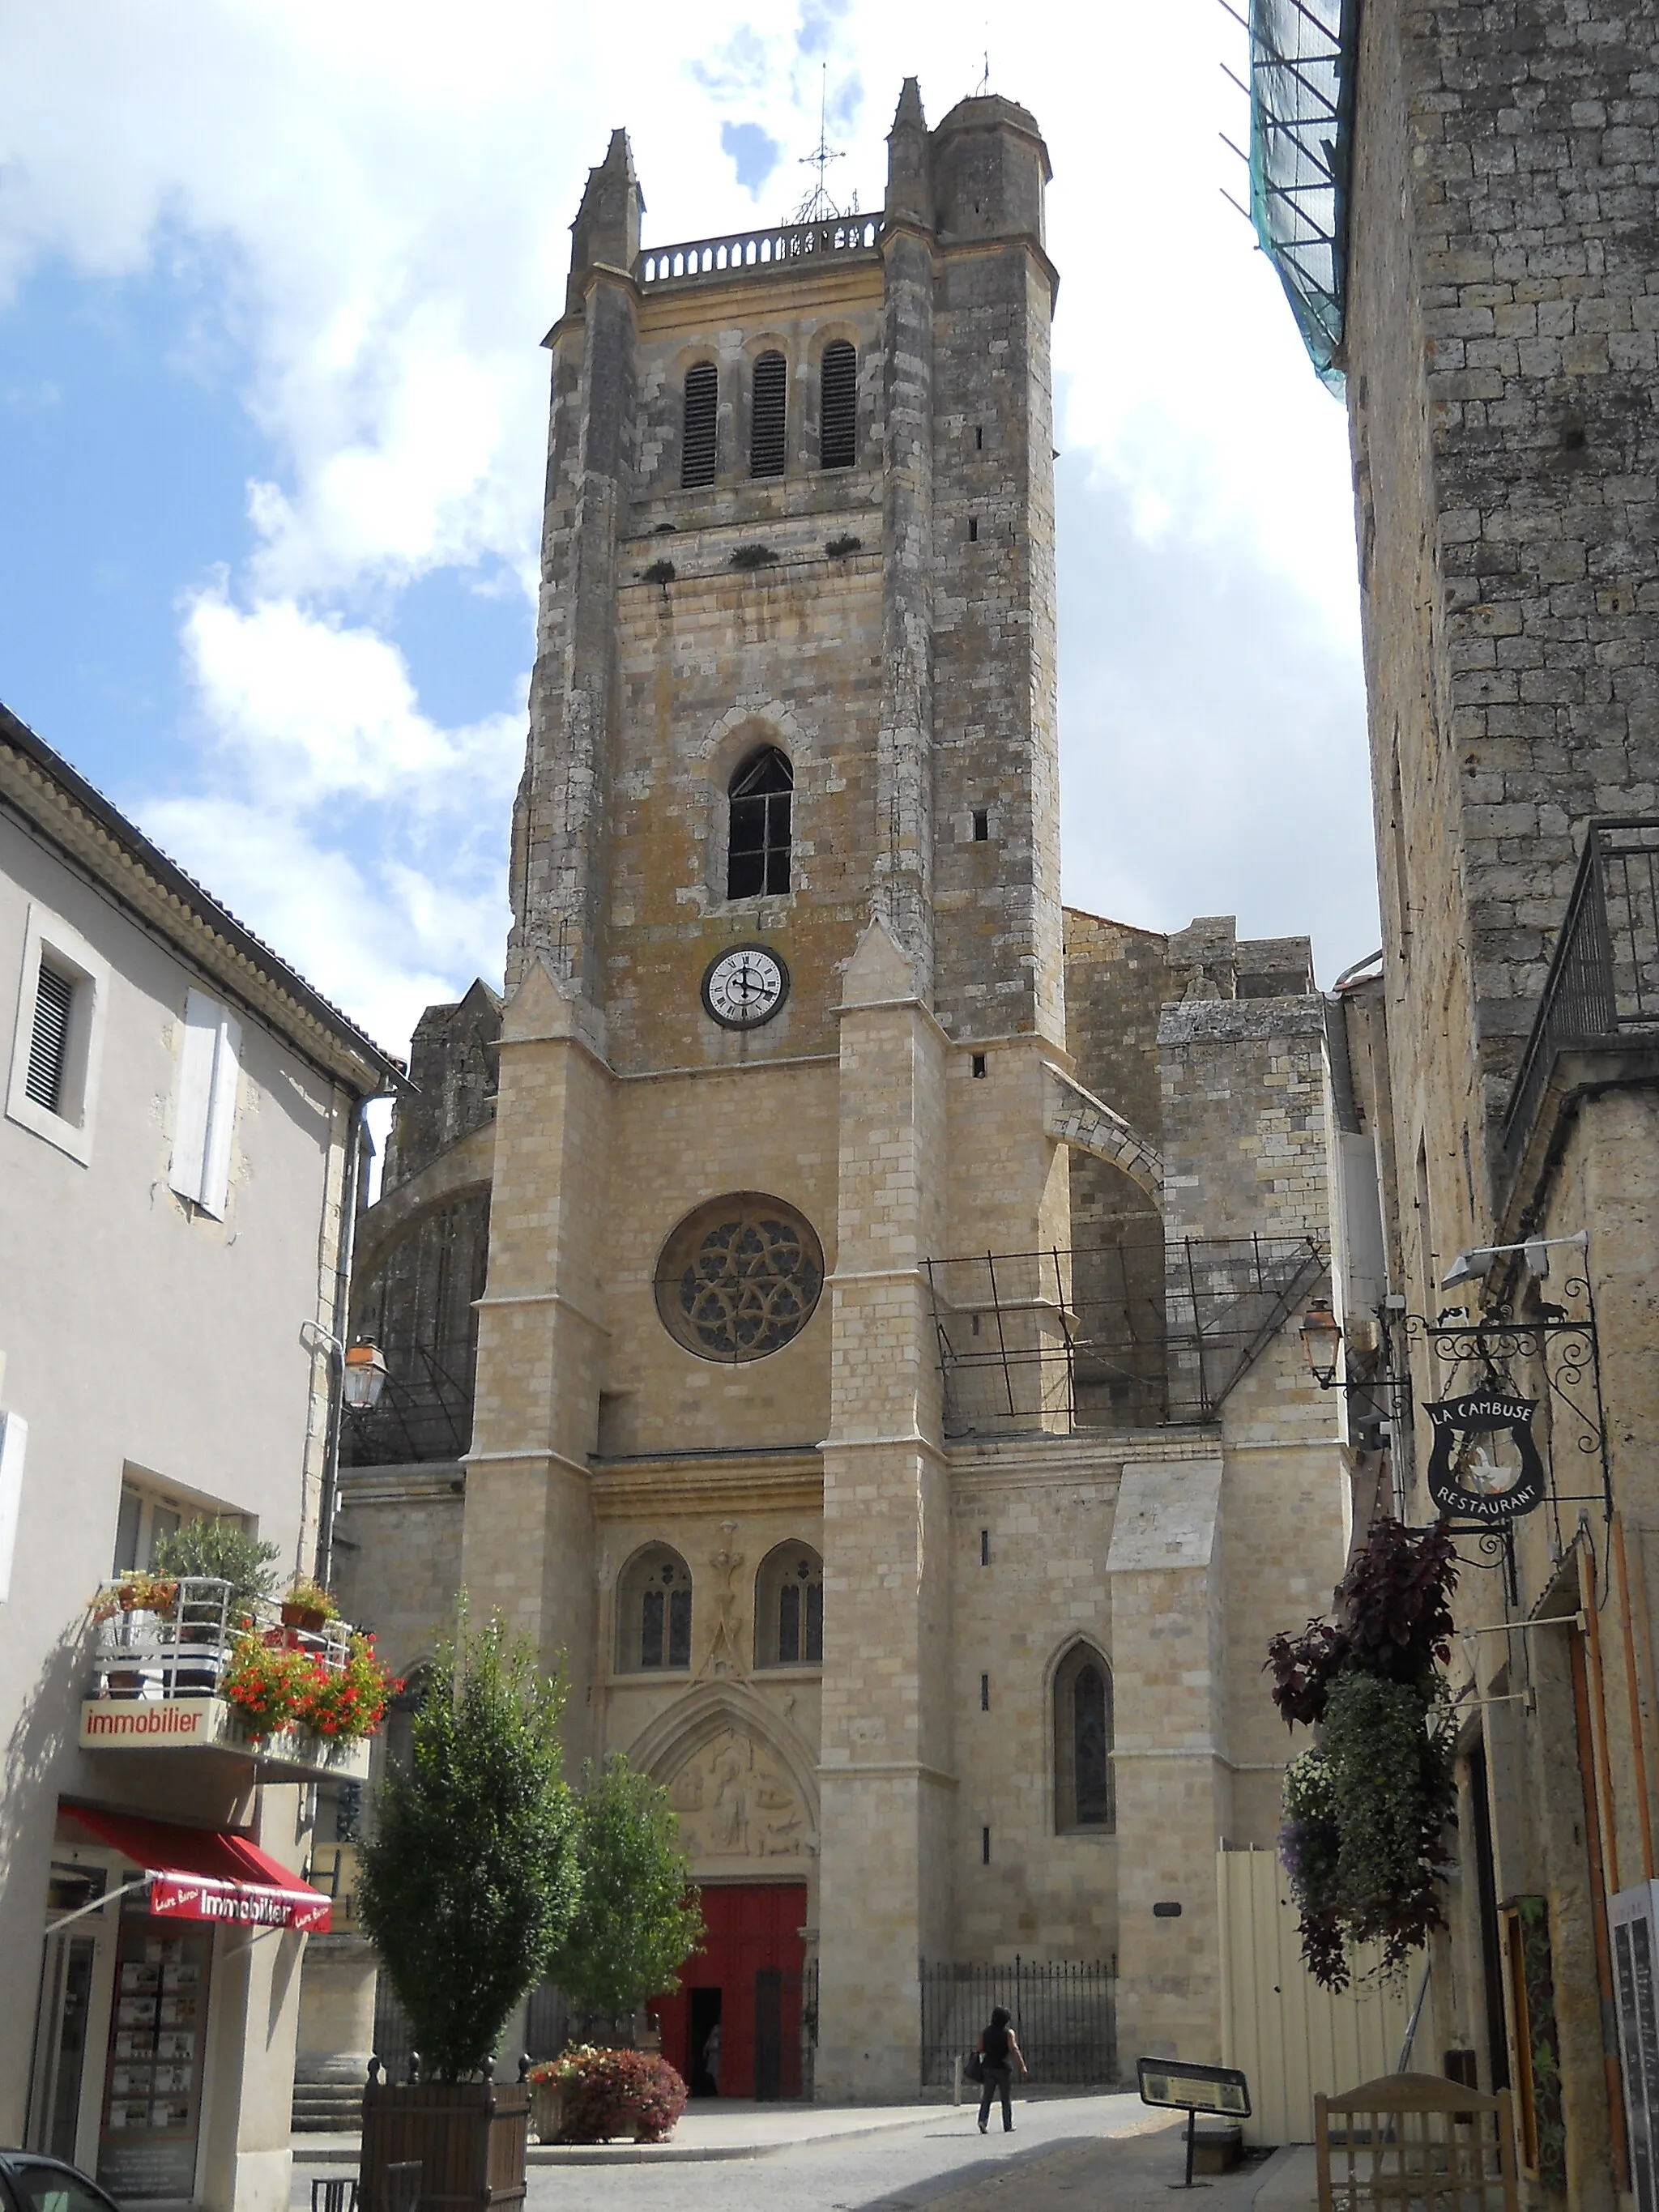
356;1613;581;2210
548;1755;703;2043
151;1517;281;1605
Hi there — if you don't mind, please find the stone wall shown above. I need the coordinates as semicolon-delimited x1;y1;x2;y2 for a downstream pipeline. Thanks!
1346;0;1659;1251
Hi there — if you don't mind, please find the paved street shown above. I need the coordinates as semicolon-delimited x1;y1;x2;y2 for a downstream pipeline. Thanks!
293;2095;1294;2212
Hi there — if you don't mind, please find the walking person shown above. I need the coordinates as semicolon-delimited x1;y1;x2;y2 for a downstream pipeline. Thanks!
975;2005;1026;2133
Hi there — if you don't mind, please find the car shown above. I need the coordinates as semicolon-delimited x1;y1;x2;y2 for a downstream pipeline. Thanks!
0;2154;125;2212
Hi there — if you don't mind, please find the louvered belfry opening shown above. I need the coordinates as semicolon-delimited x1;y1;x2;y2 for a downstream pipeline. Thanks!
681;361;718;488
25;964;73;1114
749;350;787;478
820;341;856;468
727;745;793;897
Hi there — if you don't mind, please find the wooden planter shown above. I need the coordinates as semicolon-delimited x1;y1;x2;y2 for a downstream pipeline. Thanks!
360;2079;529;2212
527;2081;565;2146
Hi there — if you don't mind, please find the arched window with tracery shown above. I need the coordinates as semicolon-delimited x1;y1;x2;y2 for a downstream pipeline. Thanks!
820;341;856;469
1053;1642;1114;1833
727;746;792;898
754;1542;823;1667
617;1545;693;1673
749;350;787;478
682;363;717;488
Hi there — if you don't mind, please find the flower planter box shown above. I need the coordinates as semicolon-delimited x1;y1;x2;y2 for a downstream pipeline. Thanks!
360;2078;529;2212
527;2082;565;2146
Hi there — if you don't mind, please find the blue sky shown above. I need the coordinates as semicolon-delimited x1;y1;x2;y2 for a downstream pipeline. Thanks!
0;0;1376;1063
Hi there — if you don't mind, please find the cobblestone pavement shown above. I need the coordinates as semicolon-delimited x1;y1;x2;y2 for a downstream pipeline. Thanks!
293;2098;1285;2212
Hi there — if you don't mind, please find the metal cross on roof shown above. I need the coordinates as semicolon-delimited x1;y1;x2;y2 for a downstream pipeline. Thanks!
792;66;858;224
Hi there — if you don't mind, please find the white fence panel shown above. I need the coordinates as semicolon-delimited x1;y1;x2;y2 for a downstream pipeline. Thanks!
1218;1846;1415;2143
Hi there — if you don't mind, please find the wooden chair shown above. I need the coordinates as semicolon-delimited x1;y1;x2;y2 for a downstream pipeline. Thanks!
1316;2072;1519;2212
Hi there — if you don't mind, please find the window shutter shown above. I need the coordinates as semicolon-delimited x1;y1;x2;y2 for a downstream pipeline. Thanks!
0;1409;26;1605
25;965;73;1113
750;351;787;478
820;341;856;468
170;991;241;1216
681;363;718;488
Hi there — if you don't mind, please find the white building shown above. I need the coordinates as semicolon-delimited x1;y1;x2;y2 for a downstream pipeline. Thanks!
0;702;401;2212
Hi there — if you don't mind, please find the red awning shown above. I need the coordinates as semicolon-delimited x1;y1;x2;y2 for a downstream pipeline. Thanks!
63;1806;332;1932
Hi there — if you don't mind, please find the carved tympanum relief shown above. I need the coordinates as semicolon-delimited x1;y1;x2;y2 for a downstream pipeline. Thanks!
667;1728;805;1860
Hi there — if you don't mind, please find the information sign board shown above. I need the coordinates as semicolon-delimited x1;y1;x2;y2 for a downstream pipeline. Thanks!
1137;2058;1252;2118
1612;1882;1659;2212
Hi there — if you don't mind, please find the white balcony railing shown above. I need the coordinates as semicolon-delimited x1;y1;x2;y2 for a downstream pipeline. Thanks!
88;1576;354;1699
82;1577;374;1780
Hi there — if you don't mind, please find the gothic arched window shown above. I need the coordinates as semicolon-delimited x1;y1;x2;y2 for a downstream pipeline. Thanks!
755;1542;823;1668
617;1545;693;1673
820;341;856;469
750;350;787;478
682;363;717;488
1053;1642;1114;1833
727;746;792;898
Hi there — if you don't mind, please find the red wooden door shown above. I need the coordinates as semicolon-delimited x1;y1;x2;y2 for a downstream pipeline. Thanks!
650;1883;807;2098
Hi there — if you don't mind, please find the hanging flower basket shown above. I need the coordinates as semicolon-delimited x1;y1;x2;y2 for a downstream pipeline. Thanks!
220;1630;397;1743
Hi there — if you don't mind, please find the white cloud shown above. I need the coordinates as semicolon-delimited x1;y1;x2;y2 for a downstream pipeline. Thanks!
137;793;501;1059
155;594;522;1052
181;590;521;807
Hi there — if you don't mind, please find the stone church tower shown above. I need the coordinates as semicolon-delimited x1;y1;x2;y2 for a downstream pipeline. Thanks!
474;83;1068;2097
331;79;1354;2106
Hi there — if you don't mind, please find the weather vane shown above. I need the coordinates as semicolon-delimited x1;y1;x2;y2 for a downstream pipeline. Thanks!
793;65;858;224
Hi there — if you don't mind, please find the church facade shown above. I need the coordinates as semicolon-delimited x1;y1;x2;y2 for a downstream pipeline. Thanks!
326;83;1361;2102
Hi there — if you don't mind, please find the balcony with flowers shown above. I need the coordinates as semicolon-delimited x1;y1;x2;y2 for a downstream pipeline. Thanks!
81;1574;397;1782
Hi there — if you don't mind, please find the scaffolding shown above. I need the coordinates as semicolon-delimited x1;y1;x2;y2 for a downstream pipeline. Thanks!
924;1233;1327;1438
1248;0;1358;388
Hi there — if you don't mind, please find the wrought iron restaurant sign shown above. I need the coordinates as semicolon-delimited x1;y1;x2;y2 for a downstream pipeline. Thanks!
1425;1392;1546;1523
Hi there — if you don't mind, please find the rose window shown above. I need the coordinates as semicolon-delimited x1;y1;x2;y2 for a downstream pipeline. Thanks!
655;1194;825;1362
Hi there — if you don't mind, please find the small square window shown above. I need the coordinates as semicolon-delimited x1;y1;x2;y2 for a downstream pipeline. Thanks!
972;809;990;842
972;1053;987;1079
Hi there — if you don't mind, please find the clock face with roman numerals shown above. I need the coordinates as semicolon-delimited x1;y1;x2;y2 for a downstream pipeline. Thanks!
702;944;789;1029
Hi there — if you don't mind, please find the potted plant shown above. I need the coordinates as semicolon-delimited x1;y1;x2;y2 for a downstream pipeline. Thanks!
1267;1517;1458;1989
220;1634;311;1738
89;1574;180;1696
151;1518;281;1605
89;1571;180;1622
295;1634;398;1741
282;1575;339;1633
527;2046;686;2146
356;1613;580;2212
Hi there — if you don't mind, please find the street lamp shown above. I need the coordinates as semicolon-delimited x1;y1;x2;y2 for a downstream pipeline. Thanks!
1299;1302;1343;1388
301;1323;390;1579
342;1340;389;1409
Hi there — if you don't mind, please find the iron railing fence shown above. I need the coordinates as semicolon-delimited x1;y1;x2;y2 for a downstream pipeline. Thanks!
1503;818;1659;1174
920;1958;1117;2090
925;1234;1326;1436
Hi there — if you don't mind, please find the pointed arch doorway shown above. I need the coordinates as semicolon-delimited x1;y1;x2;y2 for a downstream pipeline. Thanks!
650;1882;808;2100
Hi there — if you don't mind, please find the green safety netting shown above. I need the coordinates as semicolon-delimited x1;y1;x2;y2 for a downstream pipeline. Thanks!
1248;0;1358;390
